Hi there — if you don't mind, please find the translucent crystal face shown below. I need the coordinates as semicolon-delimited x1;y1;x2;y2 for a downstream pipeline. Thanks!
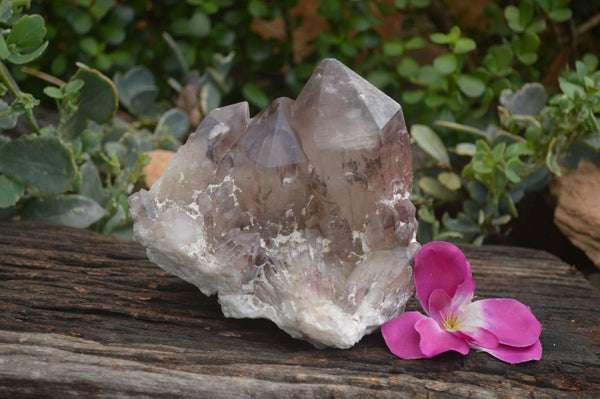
129;59;419;348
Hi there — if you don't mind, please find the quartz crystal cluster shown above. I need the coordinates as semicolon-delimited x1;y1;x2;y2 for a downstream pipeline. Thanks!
129;59;419;348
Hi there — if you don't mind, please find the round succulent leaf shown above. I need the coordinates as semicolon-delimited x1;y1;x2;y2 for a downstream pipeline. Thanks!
411;124;450;165
548;8;572;22
113;66;156;107
7;15;47;50
79;162;108;207
415;65;442;85
442;212;480;234
0;136;76;196
90;0;116;19
0;174;24;208
72;66;118;124
438;171;462;191
396;56;419;78
454;37;476;54
155;108;190;140
347;14;371;31
189;12;211;38
456;74;486;98
418;176;461;201
72;12;93;34
367;70;396;89
491;214;511;226
430;32;450;44
22;194;106;229
405;36;426;49
383;39;404;56
402;89;425;104
7;41;48;64
433;53;458;75
454;142;476;156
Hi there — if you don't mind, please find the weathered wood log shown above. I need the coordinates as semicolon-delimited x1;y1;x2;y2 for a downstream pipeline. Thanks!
0;220;598;398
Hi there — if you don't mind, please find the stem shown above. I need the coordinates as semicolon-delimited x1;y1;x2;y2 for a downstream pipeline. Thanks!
21;66;65;86
0;60;39;134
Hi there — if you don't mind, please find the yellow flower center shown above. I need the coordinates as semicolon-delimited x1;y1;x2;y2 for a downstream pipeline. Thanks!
442;308;461;331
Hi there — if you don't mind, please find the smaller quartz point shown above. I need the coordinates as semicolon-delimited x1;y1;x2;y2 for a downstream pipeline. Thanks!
129;59;419;348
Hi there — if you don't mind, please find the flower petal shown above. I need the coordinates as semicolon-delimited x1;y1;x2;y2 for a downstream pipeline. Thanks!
481;341;542;364
428;288;452;325
457;327;499;349
450;277;476;309
415;241;471;314
415;317;470;357
476;298;542;347
381;312;429;359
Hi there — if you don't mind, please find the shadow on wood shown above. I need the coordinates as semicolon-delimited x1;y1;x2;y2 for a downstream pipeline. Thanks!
0;221;598;398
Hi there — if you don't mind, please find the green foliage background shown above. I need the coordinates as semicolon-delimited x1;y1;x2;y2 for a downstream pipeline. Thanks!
0;0;598;242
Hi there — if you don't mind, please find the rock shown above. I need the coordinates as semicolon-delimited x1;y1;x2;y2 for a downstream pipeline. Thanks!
129;59;418;349
143;150;175;187
550;160;600;269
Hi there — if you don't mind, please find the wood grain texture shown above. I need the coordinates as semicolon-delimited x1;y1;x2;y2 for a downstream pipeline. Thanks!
0;221;598;398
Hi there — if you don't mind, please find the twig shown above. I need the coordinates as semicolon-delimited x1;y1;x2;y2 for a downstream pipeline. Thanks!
576;13;600;37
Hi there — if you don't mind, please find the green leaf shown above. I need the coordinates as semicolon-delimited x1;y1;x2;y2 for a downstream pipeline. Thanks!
414;65;442;84
456;74;486;98
454;142;476;156
383;39;404;56
396;57;419;78
155;108;190;140
548;8;572;22
7;40;48;64
405;36;426;49
418;176;461;201
90;0;116;19
72;12;93;35
430;32;450;44
22;194;106;229
0;99;17;129
0;34;9;59
7;15;46;50
80;36;100;56
411;124;450;165
68;66;118;127
43;86;63;99
242;82;269;109
442;212;480;234
0;174;24;207
347;15;371;31
504;158;522;183
433;53;457;74
189;12;211;38
558;77;585;99
454;37;476;54
402;89;425;104
248;0;269;18
367;70;395;89
79;161;108;207
0;136;76;196
438;171;462;191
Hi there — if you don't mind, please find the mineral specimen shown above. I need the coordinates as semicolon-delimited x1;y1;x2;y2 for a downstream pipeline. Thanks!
129;59;419;348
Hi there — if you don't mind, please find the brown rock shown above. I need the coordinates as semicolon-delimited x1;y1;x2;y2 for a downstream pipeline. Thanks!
143;150;175;188
550;160;600;269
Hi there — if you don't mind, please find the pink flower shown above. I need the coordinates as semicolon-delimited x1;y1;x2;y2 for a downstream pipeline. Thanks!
382;241;542;364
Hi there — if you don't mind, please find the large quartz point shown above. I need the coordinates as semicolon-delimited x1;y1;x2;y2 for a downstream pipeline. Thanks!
129;59;419;348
